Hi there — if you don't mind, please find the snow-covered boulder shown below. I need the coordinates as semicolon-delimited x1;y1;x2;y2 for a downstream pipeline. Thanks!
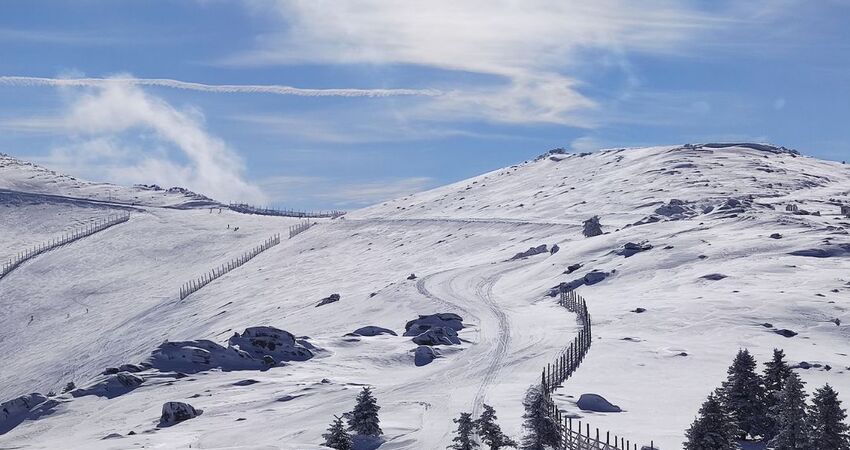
577;394;622;413
404;313;464;336
618;242;653;258
228;327;314;362
654;199;694;218
0;393;47;428
70;372;144;399
412;327;460;346
159;402;203;427
414;346;441;366
351;326;398;337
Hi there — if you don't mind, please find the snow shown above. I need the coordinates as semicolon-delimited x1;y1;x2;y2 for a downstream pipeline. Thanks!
1;143;849;449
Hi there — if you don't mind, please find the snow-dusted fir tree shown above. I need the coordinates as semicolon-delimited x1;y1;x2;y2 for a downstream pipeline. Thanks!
449;412;479;450
477;404;517;450
520;385;560;450
684;390;740;450
722;349;767;439
323;415;353;450
348;387;382;437
808;384;850;450
769;372;810;450
763;349;793;440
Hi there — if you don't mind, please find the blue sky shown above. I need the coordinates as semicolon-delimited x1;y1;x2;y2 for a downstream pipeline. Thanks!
0;1;848;208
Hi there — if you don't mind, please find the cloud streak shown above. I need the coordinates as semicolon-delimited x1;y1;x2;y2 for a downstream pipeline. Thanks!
0;76;442;98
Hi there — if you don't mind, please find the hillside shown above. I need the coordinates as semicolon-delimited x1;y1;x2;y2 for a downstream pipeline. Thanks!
1;144;848;449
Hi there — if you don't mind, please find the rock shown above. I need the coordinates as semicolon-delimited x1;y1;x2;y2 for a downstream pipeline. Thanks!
583;216;603;237
262;355;276;367
228;326;314;362
789;245;850;258
701;273;727;281
550;244;560;255
584;271;609;285
407;273;417;280
404;313;464;336
773;329;798;338
62;382;76;393
159;402;202;427
565;263;582;274
316;293;341;307
576;394;622;413
770;233;783;239
510;245;548;260
70;372;144;399
412;327;461;346
102;433;123;440
654;199;695;218
618;242;653;258
555;270;612;293
233;379;259;386
761;323;774;328
414;346;441;366
632;308;646;314
352;326;398;337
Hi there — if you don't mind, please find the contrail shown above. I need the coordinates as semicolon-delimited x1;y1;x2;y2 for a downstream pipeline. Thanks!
0;76;442;98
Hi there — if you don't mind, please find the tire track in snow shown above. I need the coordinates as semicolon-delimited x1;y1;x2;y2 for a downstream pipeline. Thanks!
417;260;533;417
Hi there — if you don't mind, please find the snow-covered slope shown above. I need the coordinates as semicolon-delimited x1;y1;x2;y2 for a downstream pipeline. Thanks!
1;144;848;449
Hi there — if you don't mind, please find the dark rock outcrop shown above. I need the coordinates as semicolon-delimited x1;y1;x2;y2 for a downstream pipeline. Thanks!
316;293;341;307
618;242;653;258
583;216;603;237
159;402;202;427
404;313;464;336
351;326;398;337
510;245;548;260
414;346;441;366
228;327;314;362
412;327;461;346
577;394;622;413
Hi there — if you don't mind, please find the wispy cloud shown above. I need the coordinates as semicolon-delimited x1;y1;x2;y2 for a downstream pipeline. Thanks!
0;76;441;98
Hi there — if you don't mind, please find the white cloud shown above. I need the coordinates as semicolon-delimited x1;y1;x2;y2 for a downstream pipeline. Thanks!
0;76;439;98
24;77;267;203
259;175;434;208
228;0;731;125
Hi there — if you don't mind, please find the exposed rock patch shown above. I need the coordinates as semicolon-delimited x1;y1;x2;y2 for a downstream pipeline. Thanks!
159;402;202;427
316;293;341;307
577;394;622;413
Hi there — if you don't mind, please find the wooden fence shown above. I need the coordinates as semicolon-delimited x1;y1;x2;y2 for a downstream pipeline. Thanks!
540;288;655;450
288;220;314;239
229;203;345;219
178;234;280;300
1;212;130;280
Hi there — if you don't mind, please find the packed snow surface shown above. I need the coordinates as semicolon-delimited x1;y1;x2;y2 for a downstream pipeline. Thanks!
1;144;849;449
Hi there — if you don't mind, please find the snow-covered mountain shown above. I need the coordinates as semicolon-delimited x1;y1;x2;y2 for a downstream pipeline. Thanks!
1;144;848;449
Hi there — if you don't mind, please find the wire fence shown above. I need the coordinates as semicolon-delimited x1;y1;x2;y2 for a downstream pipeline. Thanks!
229;203;345;219
1;212;131;280
540;288;655;450
178;234;280;300
288;220;314;239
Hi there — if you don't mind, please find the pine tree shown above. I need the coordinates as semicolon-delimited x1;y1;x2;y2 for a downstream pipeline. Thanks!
722;349;768;439
348;387;382;436
323;415;353;450
684;390;740;450
763;349;793;440
769;372;810;450
520;385;560;450
808;384;850;450
477;404;518;450
449;412;480;450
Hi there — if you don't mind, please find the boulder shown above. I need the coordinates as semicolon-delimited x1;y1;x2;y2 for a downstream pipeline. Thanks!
412;327;460;346
148;339;261;373
414;346;441;366
654;199;694;218
583;216;603;237
316;293;341;307
404;313;464;336
701;273;728;281
565;263;582;274
70;372;144;399
576;394;622;413
618;242;653;258
351;326;398;337
228;326;314;362
407;273;417;280
510;245;549;260
770;233;783;239
550;244;560;255
773;329;798;338
159;402;203;427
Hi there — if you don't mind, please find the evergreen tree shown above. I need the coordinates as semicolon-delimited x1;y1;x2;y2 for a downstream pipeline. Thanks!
684;390;740;450
722;349;768;439
769;372;810;450
348;387;383;436
763;349;793;440
808;384;850;450
477;404;517;450
520;385;560;450
449;412;480;450
323;415;353;450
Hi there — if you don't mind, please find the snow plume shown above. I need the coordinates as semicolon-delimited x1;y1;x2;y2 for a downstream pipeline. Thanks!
0;76;441;98
43;77;266;203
